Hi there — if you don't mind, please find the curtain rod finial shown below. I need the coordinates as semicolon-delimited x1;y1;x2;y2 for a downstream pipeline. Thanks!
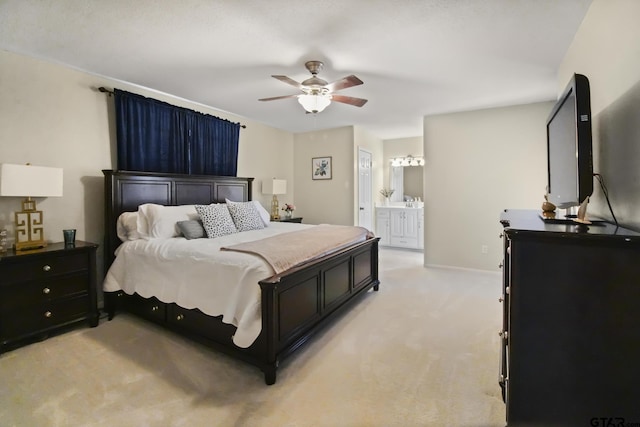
98;86;114;96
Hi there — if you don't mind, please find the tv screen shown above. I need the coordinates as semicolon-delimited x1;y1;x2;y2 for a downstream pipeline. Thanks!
546;73;593;210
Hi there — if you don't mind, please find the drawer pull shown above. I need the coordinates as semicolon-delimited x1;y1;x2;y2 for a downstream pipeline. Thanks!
151;305;159;312
43;265;51;272
44;311;52;318
176;314;184;321
43;287;51;294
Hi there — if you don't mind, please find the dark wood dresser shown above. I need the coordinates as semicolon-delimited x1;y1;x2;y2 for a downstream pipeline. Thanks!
499;209;640;426
0;241;99;353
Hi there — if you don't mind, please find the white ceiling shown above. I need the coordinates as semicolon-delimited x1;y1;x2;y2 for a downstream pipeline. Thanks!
0;0;593;140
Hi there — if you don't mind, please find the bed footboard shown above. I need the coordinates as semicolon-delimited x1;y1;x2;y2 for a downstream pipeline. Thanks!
259;237;380;384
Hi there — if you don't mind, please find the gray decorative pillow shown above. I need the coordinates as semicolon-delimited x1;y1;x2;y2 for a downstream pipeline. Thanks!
195;204;238;238
176;219;206;240
226;199;265;232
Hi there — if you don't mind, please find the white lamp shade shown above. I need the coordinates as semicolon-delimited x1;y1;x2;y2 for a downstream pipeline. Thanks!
298;94;331;113
0;163;63;197
262;178;287;195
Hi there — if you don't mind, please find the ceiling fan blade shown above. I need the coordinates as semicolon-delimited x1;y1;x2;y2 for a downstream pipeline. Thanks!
272;75;303;89
325;75;363;92
258;94;298;102
331;94;368;107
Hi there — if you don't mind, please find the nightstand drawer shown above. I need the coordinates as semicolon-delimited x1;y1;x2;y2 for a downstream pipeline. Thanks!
0;294;90;341
0;273;88;311
1;252;88;286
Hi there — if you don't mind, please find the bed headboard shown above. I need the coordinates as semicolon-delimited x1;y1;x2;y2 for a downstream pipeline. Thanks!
102;170;254;270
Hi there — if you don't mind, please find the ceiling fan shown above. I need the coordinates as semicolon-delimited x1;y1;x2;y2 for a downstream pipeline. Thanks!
258;61;368;113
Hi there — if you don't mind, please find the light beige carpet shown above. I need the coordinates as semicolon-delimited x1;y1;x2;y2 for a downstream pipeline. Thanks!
0;248;506;427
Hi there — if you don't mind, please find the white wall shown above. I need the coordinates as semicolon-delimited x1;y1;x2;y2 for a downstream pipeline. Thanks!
0;49;294;281
293;126;354;225
291;126;384;227
558;0;640;231
423;102;553;271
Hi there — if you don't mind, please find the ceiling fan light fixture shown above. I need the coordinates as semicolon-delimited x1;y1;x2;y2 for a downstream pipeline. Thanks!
298;93;332;113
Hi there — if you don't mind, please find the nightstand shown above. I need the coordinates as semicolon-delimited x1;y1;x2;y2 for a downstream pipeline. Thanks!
275;217;303;223
0;241;99;353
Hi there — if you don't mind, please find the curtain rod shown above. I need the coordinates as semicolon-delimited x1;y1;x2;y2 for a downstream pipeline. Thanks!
97;86;247;129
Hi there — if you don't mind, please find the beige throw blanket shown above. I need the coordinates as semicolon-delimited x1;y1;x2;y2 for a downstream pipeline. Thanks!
221;225;372;275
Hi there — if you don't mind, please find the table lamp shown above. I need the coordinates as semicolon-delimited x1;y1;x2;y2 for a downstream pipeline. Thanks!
0;163;63;251
262;178;286;220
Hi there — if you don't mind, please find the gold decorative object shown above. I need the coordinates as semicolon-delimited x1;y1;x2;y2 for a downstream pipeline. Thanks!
262;178;287;221
542;194;556;218
0;163;63;251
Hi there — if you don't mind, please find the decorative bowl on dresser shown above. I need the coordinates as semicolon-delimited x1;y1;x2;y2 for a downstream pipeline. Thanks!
0;241;99;353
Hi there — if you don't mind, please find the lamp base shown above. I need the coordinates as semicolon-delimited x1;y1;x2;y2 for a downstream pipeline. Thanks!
15;239;47;252
14;197;47;251
270;195;280;220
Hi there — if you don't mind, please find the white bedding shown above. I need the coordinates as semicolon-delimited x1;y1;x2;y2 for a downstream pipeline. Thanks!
103;222;311;348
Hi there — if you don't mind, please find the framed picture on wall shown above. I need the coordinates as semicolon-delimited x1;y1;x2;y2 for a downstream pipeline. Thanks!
312;156;332;180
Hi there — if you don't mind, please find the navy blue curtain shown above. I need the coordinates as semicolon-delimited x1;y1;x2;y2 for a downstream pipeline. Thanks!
115;89;239;176
185;110;239;176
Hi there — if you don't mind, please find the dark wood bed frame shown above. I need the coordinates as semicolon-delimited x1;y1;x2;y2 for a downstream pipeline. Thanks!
102;170;380;384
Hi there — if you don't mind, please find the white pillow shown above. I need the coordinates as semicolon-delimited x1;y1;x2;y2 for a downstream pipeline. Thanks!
116;212;142;242
195;204;238;238
226;199;266;232
137;203;199;239
253;201;271;226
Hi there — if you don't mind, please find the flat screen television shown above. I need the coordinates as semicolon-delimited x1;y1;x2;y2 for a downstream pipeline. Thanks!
546;73;593;211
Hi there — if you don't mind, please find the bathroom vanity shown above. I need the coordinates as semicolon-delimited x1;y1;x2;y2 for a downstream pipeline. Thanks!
375;205;424;250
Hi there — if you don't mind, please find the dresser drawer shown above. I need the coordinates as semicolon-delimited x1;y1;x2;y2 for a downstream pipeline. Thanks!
1;252;88;286
0;273;88;311
390;236;418;248
0;294;90;341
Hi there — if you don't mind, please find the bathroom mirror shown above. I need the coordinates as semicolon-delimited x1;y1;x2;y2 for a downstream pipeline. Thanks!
390;165;424;202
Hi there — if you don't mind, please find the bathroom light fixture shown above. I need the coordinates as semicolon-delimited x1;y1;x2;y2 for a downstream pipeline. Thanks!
390;155;424;167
